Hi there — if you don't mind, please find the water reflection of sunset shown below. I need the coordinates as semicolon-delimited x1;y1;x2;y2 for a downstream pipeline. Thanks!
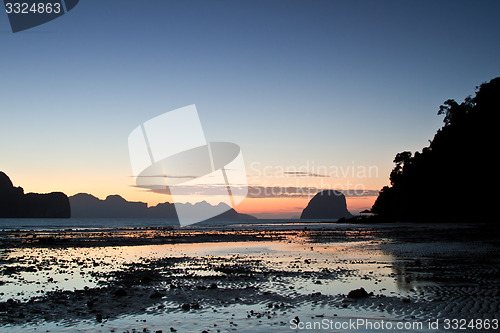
1;236;402;303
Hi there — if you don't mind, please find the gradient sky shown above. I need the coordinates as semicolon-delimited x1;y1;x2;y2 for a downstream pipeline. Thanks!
1;0;499;218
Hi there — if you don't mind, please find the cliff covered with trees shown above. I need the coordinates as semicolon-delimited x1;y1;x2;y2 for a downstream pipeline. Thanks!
372;77;499;221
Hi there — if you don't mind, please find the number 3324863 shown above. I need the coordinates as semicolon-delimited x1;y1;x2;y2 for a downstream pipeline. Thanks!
5;2;62;14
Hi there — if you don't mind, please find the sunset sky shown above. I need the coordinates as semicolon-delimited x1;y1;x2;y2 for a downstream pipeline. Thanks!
1;0;499;218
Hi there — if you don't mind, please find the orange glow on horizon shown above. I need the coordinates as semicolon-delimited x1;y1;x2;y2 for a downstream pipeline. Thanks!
6;169;379;219
235;195;377;219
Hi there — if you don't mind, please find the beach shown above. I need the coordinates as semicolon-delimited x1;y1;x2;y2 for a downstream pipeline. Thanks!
2;1;500;332
0;221;499;332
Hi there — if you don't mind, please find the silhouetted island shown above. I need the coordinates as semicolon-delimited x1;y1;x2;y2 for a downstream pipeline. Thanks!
69;193;256;223
300;190;353;219
0;171;70;218
371;77;499;222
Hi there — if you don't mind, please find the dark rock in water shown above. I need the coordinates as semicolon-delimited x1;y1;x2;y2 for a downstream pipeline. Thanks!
181;303;191;311
0;171;70;218
149;291;164;299
202;205;257;222
300;190;352;219
347;287;373;298
114;288;127;297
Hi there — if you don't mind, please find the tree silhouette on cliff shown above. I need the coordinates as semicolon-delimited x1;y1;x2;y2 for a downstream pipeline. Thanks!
371;77;499;221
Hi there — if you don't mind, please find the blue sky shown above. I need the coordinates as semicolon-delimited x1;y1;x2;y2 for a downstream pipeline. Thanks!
1;0;499;215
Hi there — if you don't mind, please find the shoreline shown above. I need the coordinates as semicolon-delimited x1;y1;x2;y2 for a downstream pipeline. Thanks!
1;221;498;249
0;222;499;332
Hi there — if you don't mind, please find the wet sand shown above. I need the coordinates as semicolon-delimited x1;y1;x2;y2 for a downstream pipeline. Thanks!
0;222;499;332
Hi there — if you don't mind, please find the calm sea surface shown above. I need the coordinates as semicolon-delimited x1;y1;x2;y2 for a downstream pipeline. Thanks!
0;218;341;231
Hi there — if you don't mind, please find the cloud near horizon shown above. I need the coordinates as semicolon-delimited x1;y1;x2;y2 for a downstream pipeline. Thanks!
282;171;331;178
132;184;380;198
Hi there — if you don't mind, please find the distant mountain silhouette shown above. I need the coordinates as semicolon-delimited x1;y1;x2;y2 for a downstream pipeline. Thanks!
300;190;353;219
69;193;153;218
69;193;256;223
372;77;499;221
0;171;70;218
